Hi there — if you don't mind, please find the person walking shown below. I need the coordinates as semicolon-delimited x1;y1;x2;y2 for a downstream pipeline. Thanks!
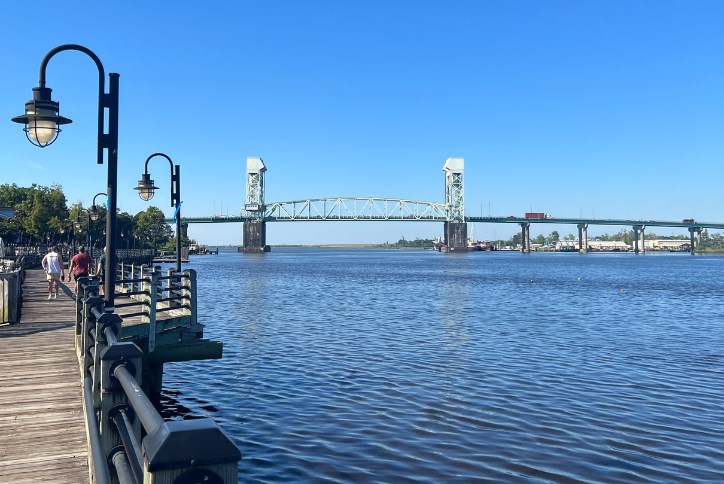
96;246;107;296
68;246;93;297
41;246;64;299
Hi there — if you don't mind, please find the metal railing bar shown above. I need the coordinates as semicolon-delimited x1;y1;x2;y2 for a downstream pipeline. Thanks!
156;296;186;303
104;326;117;345
111;409;143;483
116;278;150;284
113;365;165;435
121;311;148;319
116;290;149;297
83;376;112;484
114;301;149;309
110;450;136;484
155;305;190;313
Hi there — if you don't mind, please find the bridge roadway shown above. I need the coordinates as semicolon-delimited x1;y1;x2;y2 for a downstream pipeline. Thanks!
0;269;89;483
169;212;724;230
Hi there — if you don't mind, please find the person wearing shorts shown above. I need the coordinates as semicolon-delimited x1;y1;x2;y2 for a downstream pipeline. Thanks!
41;246;64;299
68;246;92;297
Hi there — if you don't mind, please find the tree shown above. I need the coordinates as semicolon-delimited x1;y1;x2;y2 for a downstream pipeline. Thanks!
116;211;135;250
134;207;172;252
549;231;560;242
0;183;68;244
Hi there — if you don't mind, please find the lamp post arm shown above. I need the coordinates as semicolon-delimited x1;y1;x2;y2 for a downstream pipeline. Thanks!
144;152;181;272
38;44;111;166
92;192;108;206
144;153;178;208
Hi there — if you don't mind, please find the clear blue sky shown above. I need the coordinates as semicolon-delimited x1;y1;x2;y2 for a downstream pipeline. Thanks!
2;1;723;245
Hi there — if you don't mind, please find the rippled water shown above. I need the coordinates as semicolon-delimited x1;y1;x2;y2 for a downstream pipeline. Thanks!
160;248;724;482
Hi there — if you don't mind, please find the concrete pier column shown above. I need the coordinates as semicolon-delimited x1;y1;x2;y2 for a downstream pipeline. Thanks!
243;220;270;253
640;226;646;253
688;227;701;255
520;223;530;253
444;222;468;252
577;224;588;254
632;225;644;254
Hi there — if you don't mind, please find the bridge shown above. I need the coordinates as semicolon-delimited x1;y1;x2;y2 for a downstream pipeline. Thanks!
167;157;722;255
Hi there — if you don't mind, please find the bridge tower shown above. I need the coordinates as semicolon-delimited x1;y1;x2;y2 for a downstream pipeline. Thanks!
442;157;468;251
242;156;270;252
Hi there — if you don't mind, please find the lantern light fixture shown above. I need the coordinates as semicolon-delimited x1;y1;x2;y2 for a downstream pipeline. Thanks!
135;173;157;201
11;87;72;147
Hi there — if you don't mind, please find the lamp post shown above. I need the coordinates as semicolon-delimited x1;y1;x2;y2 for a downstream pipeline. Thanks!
61;221;76;259
12;44;120;309
88;192;107;259
135;153;182;272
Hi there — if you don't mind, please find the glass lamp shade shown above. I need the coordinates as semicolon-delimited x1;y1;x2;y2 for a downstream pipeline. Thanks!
89;206;100;221
28;111;59;145
135;173;157;201
74;221;82;230
11;87;72;148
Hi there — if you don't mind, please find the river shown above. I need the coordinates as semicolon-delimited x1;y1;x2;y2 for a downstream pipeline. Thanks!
159;248;724;482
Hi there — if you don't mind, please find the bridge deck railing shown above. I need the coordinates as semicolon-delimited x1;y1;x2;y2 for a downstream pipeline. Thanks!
75;277;240;483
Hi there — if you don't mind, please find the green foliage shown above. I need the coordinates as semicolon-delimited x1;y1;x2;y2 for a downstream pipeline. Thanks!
0;183;68;243
0;183;179;250
390;237;434;248
134;206;173;251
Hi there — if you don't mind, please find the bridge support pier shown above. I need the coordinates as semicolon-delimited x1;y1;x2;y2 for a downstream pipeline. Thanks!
577;224;588;253
444;222;468;252
633;225;645;254
688;227;702;255
243;221;270;253
520;223;530;253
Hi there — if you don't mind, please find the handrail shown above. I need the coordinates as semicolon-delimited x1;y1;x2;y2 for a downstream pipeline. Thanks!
83;376;112;484
75;272;239;482
113;365;165;435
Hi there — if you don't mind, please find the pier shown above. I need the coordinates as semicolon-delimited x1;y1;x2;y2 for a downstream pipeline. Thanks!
0;263;240;482
0;269;88;483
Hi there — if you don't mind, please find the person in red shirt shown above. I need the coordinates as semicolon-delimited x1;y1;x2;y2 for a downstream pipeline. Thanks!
68;246;93;297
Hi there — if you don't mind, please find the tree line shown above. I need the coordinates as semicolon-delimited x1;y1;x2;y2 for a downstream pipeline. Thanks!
0;183;193;252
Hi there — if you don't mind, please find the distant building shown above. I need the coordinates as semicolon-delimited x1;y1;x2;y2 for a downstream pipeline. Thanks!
645;240;690;252
588;240;631;252
555;240;578;252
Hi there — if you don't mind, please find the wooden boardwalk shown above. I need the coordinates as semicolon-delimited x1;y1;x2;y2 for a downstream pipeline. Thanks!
0;269;89;483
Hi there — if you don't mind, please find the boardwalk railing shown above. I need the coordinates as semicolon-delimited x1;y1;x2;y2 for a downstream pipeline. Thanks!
114;264;198;353
75;275;240;483
0;254;41;325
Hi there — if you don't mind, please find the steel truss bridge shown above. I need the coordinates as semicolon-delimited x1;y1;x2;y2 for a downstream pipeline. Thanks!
173;198;449;223
167;198;724;230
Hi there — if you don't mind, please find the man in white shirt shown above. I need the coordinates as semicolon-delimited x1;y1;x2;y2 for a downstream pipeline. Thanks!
41;246;65;299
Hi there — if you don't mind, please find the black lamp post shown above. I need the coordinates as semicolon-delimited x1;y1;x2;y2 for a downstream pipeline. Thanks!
135;153;182;272
61;221;76;258
12;44;120;309
88;192;107;259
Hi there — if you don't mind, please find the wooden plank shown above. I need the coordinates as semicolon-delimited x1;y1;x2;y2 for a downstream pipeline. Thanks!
0;268;89;484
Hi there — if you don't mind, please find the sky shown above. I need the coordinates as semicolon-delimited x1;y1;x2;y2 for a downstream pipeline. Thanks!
2;1;723;245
